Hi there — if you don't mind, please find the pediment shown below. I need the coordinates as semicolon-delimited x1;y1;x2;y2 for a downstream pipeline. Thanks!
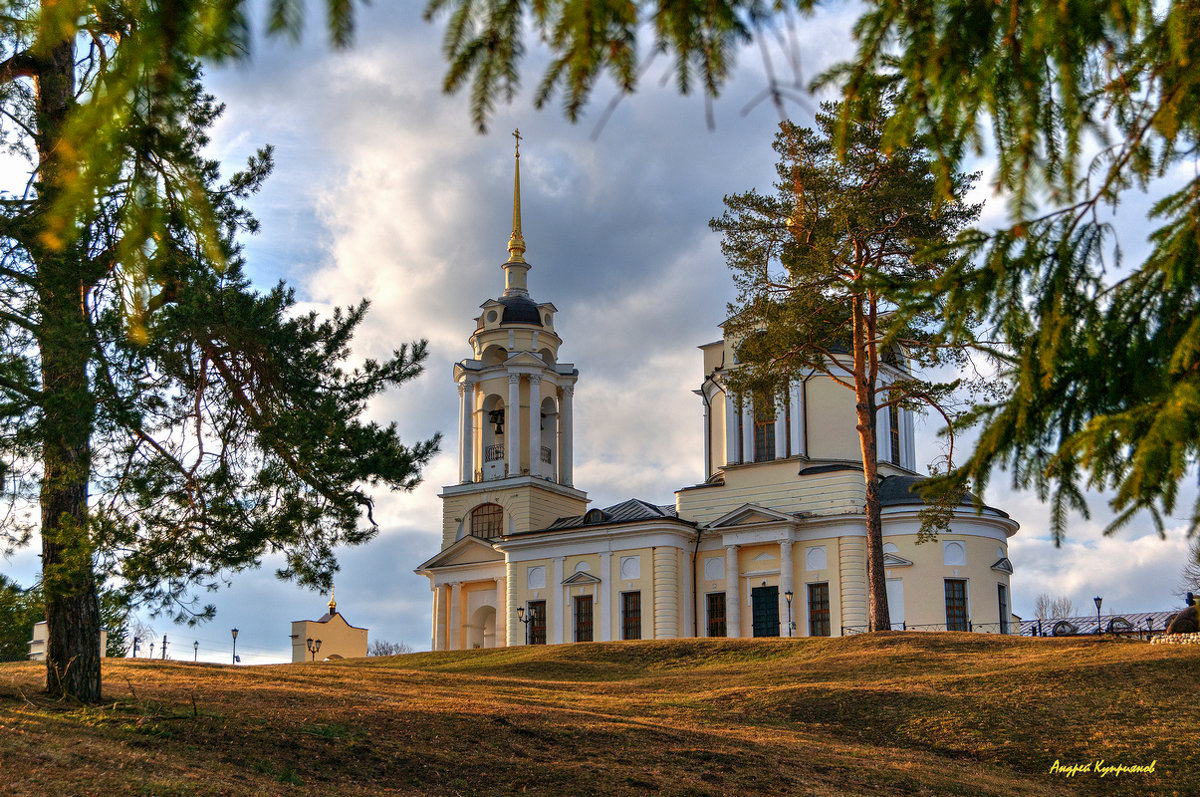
415;536;504;571
991;557;1014;574
504;351;549;368
710;503;798;529
883;553;913;568
561;571;601;586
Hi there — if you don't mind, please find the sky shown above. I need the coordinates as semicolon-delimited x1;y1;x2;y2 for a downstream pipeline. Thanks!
3;2;1196;663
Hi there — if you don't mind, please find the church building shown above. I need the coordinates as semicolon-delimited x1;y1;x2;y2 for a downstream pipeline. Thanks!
414;141;1019;649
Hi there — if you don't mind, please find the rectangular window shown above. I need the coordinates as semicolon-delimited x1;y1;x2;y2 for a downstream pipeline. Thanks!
621;592;642;640
706;593;727;637
945;579;969;631
889;404;902;466
754;400;776;463
808;583;831;637
998;584;1010;634
573;595;594;642
528;600;547;645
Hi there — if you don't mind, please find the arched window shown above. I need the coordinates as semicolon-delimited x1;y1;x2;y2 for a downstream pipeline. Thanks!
470;503;504;538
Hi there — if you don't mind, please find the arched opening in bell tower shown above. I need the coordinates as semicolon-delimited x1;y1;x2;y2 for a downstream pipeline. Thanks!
539;396;558;479
481;345;508;367
481;393;507;480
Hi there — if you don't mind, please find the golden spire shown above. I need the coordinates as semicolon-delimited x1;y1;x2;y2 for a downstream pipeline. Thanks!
506;129;526;264
328;585;336;614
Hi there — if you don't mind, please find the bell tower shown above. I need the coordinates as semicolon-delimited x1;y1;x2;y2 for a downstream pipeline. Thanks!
438;133;589;549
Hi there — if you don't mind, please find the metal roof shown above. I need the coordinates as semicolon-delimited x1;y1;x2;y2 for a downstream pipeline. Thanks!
1017;610;1180;636
543;498;684;531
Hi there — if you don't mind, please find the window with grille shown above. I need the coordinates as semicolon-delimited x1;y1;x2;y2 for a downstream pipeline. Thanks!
528;600;546;645
621;592;642;640
754;397;775;462
945;579;968;631
574;595;594;642
706;593;727;637
808;583;830;637
470;503;503;538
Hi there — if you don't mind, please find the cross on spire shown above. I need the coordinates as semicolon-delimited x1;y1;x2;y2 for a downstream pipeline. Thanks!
506;130;527;268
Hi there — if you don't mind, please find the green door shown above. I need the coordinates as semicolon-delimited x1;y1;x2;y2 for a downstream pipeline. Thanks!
751;585;780;637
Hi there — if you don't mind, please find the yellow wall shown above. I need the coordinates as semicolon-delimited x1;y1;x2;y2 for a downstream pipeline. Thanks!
881;534;1013;631
805;377;862;461
441;482;588;548
290;613;367;663
677;462;866;524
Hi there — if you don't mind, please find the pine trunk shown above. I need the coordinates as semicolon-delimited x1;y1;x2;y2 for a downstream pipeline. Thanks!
35;37;102;702
851;296;890;634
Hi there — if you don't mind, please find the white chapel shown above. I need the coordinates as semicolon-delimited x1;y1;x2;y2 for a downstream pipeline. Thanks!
415;141;1019;649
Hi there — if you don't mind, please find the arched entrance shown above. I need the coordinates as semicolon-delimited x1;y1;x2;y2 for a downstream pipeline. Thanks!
468;605;497;649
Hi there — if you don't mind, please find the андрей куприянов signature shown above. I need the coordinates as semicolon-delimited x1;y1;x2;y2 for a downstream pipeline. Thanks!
1050;759;1157;778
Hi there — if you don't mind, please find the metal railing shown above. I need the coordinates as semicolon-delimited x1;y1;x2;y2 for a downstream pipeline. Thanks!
540;446;552;464
484;444;504;462
841;622;1014;635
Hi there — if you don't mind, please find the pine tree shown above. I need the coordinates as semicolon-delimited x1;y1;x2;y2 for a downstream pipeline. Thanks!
0;1;434;702
711;98;980;632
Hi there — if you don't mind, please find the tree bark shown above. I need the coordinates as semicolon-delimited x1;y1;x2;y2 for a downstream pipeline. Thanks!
851;292;890;634
35;37;103;702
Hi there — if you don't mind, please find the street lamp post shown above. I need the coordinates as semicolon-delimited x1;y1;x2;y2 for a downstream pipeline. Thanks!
516;606;536;645
231;628;239;664
1094;596;1103;635
784;590;794;637
306;637;322;662
132;636;140;658
194;640;199;662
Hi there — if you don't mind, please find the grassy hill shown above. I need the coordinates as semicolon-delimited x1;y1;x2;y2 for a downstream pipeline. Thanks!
0;633;1194;796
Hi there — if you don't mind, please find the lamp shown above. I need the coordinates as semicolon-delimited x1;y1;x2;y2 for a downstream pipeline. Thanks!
785;590;794;637
193;640;199;662
1093;596;1102;635
517;605;537;645
231;628;239;664
307;637;322;662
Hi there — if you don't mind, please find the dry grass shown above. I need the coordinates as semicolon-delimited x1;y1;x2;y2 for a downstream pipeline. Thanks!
0;633;1194;796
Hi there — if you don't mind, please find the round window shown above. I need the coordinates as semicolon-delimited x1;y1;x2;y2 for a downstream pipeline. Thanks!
486;310;498;323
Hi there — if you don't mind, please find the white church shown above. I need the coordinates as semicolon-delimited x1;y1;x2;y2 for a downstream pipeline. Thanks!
415;142;1019;649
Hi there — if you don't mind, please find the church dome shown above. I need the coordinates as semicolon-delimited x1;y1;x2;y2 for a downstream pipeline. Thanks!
498;293;543;326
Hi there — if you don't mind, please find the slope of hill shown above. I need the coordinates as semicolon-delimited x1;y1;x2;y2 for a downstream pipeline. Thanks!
0;633;1194;795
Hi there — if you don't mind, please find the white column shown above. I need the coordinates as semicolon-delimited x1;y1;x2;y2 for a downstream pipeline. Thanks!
599;551;612;641
702;395;712;477
552;556;565;644
790;381;804;457
507;373;521;476
774;395;787;459
431;584;441;651
724;389;738;465
779;538;795;636
506;563;520;646
741;398;755;463
559;385;574;486
459;378;475;482
449;581;463;651
725;545;741;638
681;548;693;636
528;374;542;478
494;576;507;648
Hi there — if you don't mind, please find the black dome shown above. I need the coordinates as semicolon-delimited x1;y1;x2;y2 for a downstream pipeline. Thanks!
498;294;543;326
